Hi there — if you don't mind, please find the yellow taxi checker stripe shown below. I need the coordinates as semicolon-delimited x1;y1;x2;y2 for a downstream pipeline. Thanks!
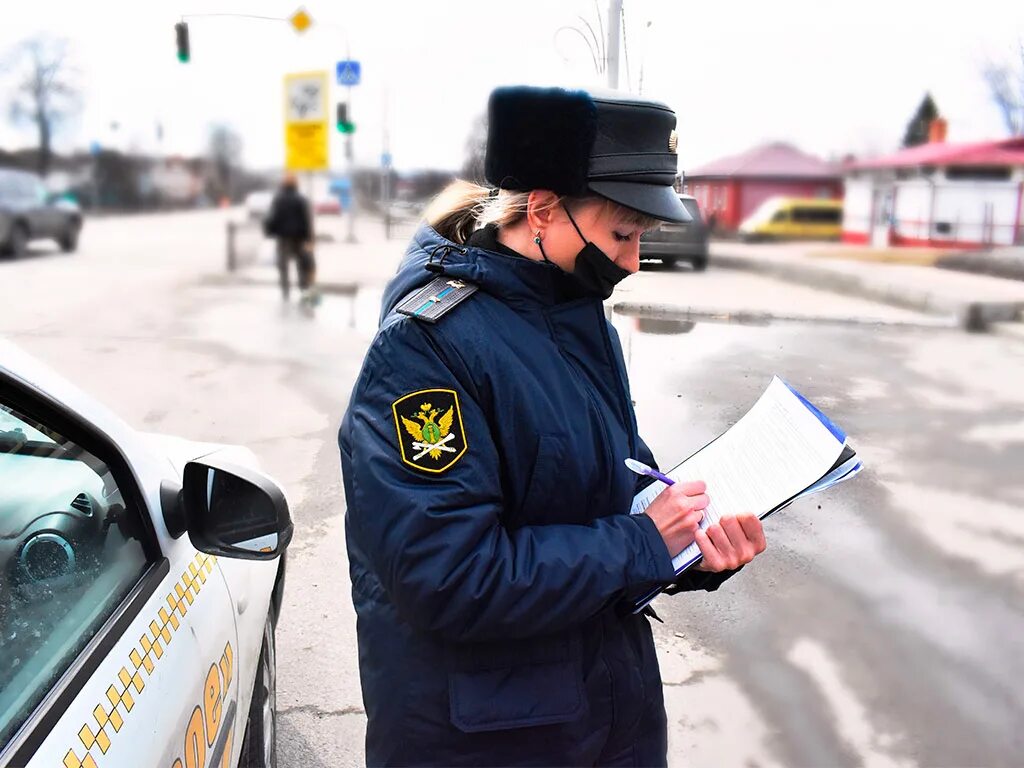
72;552;218;764
78;724;95;750
63;750;99;768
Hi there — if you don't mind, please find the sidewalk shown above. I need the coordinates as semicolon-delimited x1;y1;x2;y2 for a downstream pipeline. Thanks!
214;214;407;293
711;240;1024;329
215;216;1023;333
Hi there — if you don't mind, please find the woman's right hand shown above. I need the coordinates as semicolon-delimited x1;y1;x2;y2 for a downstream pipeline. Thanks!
643;481;709;557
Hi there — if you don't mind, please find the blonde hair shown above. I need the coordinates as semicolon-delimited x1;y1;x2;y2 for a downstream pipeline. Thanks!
424;179;662;244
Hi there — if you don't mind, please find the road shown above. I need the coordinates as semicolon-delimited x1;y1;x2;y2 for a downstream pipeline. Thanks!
3;210;1022;767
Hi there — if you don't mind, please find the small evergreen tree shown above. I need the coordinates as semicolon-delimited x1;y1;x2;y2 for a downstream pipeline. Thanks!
902;94;940;147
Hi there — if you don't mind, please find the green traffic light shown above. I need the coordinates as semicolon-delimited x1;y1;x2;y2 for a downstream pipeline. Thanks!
337;122;356;134
175;22;190;63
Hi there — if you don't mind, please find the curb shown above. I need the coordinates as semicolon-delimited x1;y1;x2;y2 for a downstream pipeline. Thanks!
611;302;959;330
711;251;1024;330
989;321;1024;342
206;272;367;296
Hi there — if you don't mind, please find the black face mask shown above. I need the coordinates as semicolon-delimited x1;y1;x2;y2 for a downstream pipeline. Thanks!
563;206;631;300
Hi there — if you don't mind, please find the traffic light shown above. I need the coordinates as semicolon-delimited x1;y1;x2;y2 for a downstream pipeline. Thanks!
175;22;190;63
336;102;355;134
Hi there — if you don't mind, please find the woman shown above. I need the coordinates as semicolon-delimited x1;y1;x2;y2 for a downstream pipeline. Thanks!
339;87;767;767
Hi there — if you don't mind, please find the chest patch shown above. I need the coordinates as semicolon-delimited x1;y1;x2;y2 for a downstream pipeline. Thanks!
392;388;468;473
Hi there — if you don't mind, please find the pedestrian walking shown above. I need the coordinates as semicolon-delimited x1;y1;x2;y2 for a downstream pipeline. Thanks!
339;86;768;766
264;173;318;305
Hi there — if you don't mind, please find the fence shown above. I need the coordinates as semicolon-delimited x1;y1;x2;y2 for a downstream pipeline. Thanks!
383;205;424;242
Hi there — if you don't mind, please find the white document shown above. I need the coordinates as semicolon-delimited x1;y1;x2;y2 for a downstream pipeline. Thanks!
630;376;847;574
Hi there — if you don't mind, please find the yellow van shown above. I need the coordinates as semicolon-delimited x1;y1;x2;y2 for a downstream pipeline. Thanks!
739;197;843;241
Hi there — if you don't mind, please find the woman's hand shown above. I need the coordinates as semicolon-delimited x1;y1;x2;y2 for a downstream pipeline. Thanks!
644;481;709;557
693;514;766;572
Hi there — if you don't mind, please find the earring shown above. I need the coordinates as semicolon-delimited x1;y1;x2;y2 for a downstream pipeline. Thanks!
534;231;542;245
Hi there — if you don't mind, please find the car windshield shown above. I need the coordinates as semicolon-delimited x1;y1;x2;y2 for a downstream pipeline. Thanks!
0;173;19;203
0;407;55;445
746;198;786;224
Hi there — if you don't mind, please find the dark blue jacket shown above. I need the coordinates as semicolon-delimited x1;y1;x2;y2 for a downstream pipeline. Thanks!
339;225;733;766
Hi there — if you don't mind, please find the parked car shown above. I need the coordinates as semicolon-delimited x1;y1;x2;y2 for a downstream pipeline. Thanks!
0;169;83;256
312;193;342;216
0;339;292;768
639;194;709;270
739;197;843;241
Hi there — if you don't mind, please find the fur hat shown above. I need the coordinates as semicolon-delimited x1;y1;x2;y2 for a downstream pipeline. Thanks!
485;87;597;195
483;86;689;223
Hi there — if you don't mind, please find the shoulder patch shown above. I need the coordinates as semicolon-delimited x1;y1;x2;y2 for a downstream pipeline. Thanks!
392;388;468;473
396;277;478;323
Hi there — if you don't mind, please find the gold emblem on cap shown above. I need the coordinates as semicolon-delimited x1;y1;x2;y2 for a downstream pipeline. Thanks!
668;130;678;154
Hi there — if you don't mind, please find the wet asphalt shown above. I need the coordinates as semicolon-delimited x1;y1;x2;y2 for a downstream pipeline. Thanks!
3;211;1022;767
618;316;1024;767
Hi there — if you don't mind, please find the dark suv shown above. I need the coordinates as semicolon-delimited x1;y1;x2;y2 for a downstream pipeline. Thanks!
0;169;82;257
639;194;708;270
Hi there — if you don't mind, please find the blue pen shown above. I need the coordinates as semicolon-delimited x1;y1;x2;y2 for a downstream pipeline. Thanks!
624;458;675;486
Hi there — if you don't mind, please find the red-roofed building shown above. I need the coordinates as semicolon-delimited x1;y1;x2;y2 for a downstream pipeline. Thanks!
685;142;842;232
843;137;1024;248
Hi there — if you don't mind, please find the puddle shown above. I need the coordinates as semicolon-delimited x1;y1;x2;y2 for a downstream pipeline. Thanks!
633;317;696;335
313;286;384;336
610;306;788;378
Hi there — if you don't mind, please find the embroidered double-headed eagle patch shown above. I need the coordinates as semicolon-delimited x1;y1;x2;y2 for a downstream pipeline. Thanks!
392;388;467;473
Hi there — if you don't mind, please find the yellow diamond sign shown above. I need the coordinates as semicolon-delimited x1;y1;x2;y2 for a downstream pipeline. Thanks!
290;8;312;33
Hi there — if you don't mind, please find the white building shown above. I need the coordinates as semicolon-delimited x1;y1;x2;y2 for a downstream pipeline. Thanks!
842;138;1024;249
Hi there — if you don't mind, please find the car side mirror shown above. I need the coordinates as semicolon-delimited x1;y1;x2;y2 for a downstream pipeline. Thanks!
175;455;293;560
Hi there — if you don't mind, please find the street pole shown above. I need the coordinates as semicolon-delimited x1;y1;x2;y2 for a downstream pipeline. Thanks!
345;82;357;243
382;89;390;215
607;0;623;89
639;20;652;95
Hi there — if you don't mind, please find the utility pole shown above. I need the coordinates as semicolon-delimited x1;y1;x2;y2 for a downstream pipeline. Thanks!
607;0;623;89
345;81;357;244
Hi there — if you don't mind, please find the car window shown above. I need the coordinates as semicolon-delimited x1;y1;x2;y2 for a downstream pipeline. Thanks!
0;174;15;203
32;180;48;205
0;402;152;748
679;197;704;224
11;175;33;201
792;207;841;224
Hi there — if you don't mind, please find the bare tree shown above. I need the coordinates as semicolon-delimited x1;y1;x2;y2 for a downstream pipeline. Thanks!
983;41;1024;136
4;35;80;176
206;124;243;201
460;113;487;183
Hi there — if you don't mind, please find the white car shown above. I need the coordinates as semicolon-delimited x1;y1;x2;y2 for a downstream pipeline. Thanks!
0;340;291;768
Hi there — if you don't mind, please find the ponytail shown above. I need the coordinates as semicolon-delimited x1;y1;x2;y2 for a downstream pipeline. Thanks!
424;180;650;245
423;180;491;244
425;181;536;244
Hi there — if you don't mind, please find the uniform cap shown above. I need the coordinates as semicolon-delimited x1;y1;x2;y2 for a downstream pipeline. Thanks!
484;86;690;223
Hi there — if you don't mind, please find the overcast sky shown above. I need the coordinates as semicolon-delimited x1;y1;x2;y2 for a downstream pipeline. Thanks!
2;0;1023;174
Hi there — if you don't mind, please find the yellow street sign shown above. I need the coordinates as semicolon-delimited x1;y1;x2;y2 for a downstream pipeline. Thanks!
290;8;312;34
283;71;329;171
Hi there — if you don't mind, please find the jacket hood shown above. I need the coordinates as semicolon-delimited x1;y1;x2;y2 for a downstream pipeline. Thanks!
380;225;587;324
